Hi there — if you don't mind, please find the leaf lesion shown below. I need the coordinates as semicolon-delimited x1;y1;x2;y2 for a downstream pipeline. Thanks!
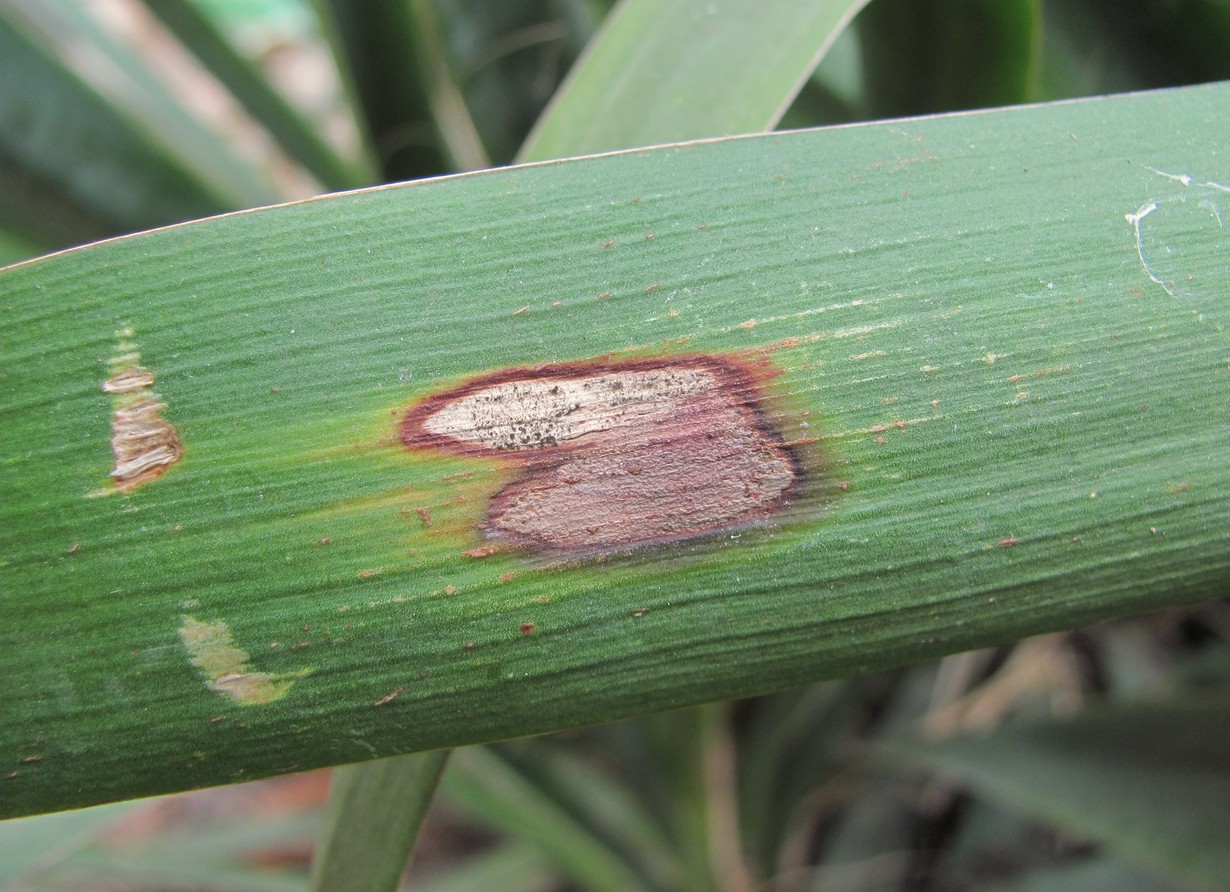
100;328;183;492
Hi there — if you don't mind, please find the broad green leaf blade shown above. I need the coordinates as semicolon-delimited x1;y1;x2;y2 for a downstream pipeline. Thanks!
518;0;872;160
874;699;1230;892
138;0;373;192
309;750;449;892
0;16;236;247
1;82;1228;819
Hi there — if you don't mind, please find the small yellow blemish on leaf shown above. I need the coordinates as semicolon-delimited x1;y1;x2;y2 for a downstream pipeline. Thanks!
738;318;757;330
179;616;309;706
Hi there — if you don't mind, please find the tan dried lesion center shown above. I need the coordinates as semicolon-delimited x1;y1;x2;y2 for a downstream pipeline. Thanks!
403;357;800;555
101;330;183;492
422;365;720;450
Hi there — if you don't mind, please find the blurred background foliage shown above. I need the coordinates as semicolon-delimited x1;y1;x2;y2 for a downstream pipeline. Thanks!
1;0;1227;889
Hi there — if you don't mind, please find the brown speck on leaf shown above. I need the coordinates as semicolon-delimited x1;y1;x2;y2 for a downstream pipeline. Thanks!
837;481;851;491
644;283;660;294
357;569;376;579
500;572;514;584
738;319;757;330
874;435;887;445
67;542;80;555
18;754;43;764
1167;482;1193;494
415;507;432;527
173;524;183;533
374;688;404;707
5;771;18;780
632;609;647;618
536;594;550;603
463;543;509;559
1007;374;1024;383
512;305;530;317
270;386;281;394
697;222;709;230
318;537;331;546
520;622;536;635
443;585;456;595
463;641;477;650
597;290;612;300
999;537;1020;548
644;233;655;241
602;240;616;249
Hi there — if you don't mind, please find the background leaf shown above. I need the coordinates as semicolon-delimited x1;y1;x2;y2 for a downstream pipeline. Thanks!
518;0;873;160
876;698;1230;892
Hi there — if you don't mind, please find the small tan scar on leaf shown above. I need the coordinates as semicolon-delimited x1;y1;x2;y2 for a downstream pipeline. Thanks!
100;329;182;492
400;355;804;555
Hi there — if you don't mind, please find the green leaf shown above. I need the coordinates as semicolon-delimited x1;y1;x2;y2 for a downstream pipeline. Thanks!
0;800;142;884
1;81;1228;819
444;747;647;892
311;0;486;178
856;0;1041;116
518;0;873;160
5;0;280;212
138;0;373;192
0;15;236;248
411;841;560;892
309;750;450;892
875;698;1230;892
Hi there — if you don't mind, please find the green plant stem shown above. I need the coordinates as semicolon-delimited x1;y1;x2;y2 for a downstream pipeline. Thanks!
309;750;450;892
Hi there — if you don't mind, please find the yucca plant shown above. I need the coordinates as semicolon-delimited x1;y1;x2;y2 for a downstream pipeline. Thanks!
1;1;1227;890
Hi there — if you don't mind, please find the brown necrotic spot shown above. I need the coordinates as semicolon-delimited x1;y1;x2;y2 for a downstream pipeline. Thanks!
400;355;802;555
100;330;183;492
